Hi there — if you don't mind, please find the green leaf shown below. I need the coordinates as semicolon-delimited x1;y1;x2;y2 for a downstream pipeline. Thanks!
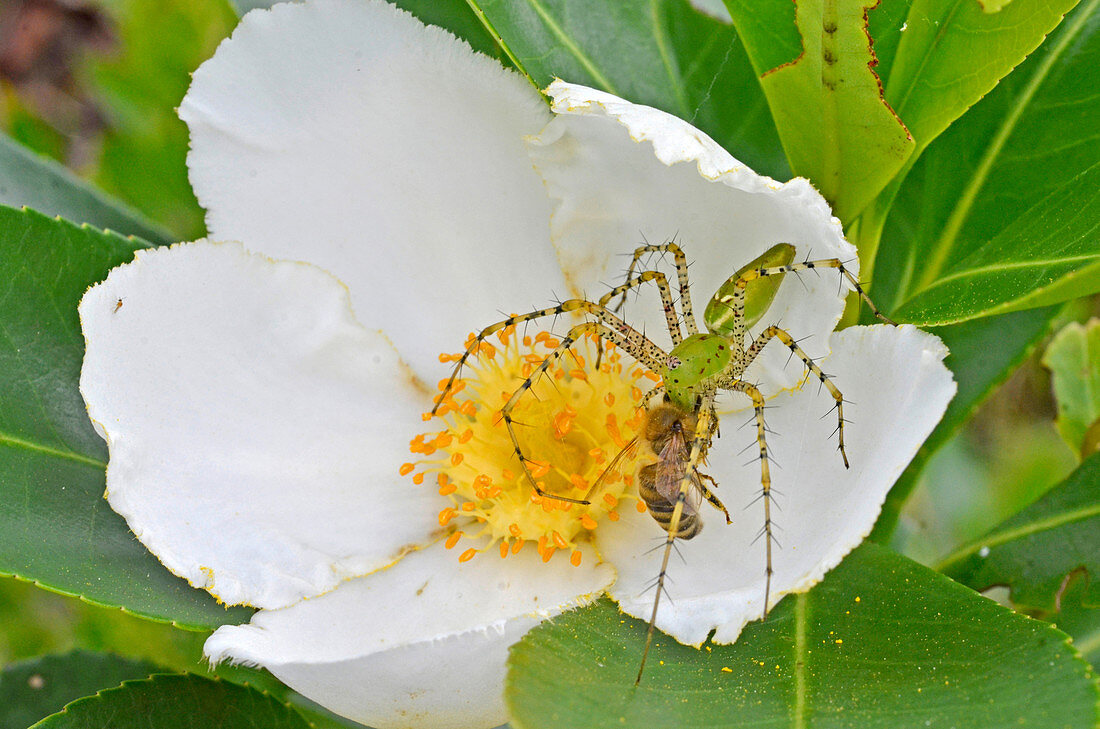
470;0;790;178
871;307;1058;541
0;650;159;729
32;674;311;729
0;205;250;629
937;451;1100;612
506;543;1099;728
0;135;172;244
1052;576;1100;667
894;161;1100;325
1043;319;1100;458
741;0;914;221
885;0;1079;154
872;0;1100;313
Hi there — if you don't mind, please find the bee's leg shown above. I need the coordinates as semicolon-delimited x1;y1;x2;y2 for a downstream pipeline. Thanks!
695;472;731;524
743;324;851;468
503;321;667;506
636;391;716;686
728;380;773;621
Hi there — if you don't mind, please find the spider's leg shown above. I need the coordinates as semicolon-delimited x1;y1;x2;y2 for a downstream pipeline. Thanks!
735;258;896;325
639;385;665;410
614;242;699;334
743;325;850;468
597;270;684;357
636;393;716;685
503;321;668;505
433;300;664;415
727;380;774;621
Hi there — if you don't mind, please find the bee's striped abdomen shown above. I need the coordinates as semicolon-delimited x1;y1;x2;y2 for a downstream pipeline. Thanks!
637;464;702;540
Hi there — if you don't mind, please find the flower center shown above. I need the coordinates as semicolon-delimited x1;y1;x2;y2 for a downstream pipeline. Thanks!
402;328;652;566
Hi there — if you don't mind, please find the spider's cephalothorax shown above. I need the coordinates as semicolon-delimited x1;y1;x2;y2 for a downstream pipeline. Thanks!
431;241;894;684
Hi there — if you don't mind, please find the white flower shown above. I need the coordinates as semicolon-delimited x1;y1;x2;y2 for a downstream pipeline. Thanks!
77;1;956;728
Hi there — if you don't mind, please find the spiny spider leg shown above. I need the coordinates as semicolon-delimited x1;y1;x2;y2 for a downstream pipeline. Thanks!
594;270;684;369
740;324;851;468
432;299;665;417
716;256;895;345
501;320;669;505
613;242;699;335
636;392;716;685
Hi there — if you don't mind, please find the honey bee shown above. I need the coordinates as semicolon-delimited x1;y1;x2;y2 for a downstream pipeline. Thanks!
634;401;730;539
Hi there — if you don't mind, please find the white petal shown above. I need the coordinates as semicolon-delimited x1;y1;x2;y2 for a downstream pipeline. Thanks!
181;0;563;382
688;0;732;22
205;541;614;729
531;81;856;391
80;242;446;609
599;325;955;645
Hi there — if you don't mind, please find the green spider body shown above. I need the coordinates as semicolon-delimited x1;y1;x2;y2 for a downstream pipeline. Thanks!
663;243;797;410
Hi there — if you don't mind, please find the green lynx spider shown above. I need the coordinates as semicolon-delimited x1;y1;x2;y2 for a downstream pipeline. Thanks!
432;241;894;683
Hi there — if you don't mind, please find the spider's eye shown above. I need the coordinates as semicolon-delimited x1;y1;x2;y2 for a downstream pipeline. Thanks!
666;355;682;370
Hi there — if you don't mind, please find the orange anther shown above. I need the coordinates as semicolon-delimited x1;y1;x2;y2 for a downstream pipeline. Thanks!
569;368;588;381
412;473;424;485
541;498;556;513
438;353;451;363
451;452;464;466
552;531;568;549
479;342;497;358
603;493;618;507
461;502;476;512
523;335;533;346
636;499;647;513
459;548;477;563
509;523;523;537
512;539;525;554
458;429;474;444
553;410;575;439
631;386;643;401
644;370;661;383
570;550;582;567
450;380;467;394
524;354;544;364
580;514;598;530
541;548;555;563
604;393;616;407
421;412;433;421
459;401;477;417
632;368;644;380
553;368;565;380
521;363;533;377
545;338;561;348
569;474;588;490
571;352;587;369
502;468;515;481
399;463;415;476
535;331;551;343
437;378;451;391
530;461;551;478
608;510;620;521
445;531;463;549
500;541;510;559
623;473;635;487
438;508;457;526
438;482;457;496
538;535;548;550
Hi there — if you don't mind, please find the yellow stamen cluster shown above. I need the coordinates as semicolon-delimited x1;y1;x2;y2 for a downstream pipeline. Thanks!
402;327;650;565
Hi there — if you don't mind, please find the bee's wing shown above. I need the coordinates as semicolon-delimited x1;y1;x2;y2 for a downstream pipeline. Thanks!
587;437;640;497
654;430;701;515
